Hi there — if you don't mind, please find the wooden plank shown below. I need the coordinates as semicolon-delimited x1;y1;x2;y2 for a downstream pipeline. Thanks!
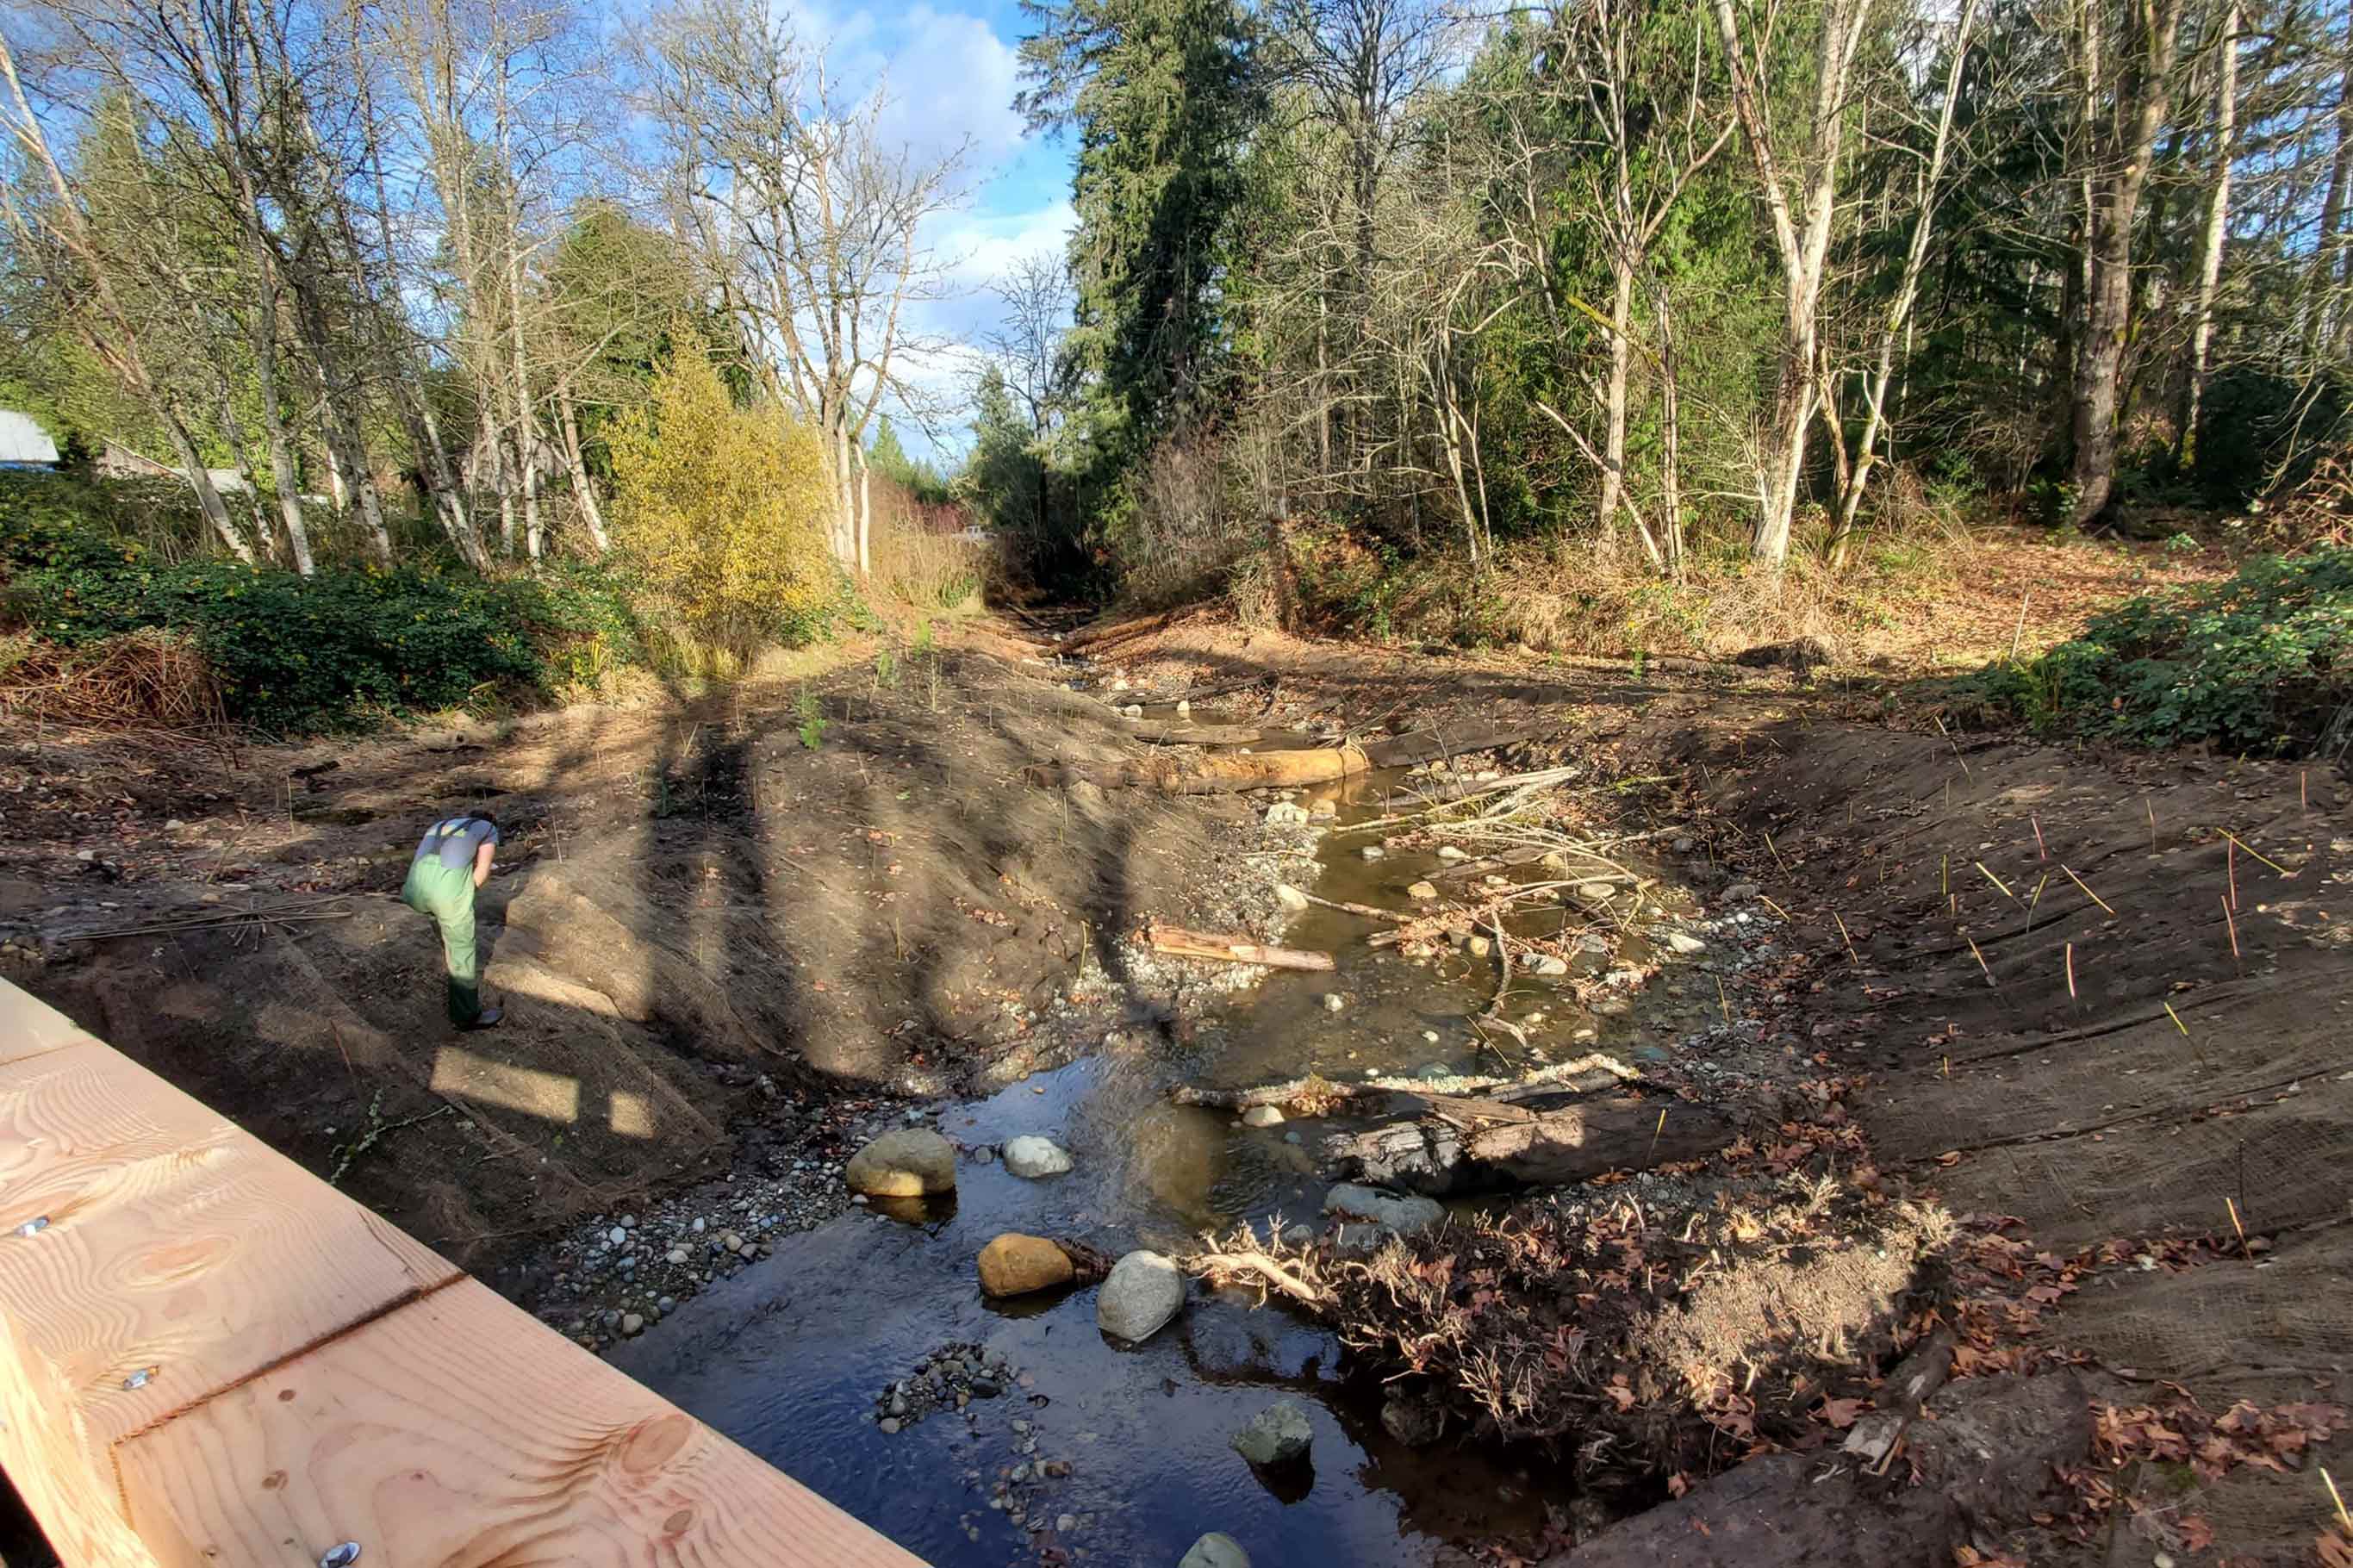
0;981;92;1067
115;1277;928;1568
1146;923;1336;971
0;1304;154;1566
0;1041;458;1449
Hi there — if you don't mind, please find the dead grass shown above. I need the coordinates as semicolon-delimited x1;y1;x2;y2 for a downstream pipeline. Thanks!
865;476;984;613
0;627;222;728
1268;500;2227;673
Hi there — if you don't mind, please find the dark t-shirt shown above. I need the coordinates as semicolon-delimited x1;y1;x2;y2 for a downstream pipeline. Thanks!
413;816;501;872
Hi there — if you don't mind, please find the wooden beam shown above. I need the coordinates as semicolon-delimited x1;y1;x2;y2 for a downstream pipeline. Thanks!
116;1278;924;1568
0;980;925;1568
0;983;89;1066
0;1041;458;1450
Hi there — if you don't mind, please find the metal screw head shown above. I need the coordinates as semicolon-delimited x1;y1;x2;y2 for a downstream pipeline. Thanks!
318;1545;361;1568
12;1216;47;1238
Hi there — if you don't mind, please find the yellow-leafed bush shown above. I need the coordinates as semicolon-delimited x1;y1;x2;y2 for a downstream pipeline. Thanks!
607;343;835;649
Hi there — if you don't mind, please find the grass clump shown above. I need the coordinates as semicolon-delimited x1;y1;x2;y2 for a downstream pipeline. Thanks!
1951;549;2351;756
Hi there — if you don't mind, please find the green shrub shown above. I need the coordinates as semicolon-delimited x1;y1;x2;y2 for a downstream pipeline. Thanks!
1952;550;2352;756
0;480;656;734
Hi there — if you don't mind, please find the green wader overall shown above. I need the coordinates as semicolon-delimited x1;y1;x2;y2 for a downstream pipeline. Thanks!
402;851;482;1024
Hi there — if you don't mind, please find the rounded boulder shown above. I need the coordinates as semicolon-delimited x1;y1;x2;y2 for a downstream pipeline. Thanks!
843;1128;957;1198
1097;1249;1186;1343
978;1234;1076;1298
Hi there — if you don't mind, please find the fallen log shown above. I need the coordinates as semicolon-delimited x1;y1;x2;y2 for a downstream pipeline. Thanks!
1127;721;1271;746
1147;922;1335;972
1840;1328;1954;1472
1028;723;1566;794
1170;1055;1638;1112
1324;1090;1737;1194
1062;609;1178;654
1290;889;1411;924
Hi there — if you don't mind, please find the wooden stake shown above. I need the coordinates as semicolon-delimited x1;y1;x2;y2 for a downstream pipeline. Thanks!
2060;863;2114;915
1715;975;1731;1024
1975;861;2015;900
2008;591;2032;663
2302;770;2310;812
2226;837;2238;912
2031;815;2047;860
1758;894;1793;922
2026;872;2050;934
2324;1467;2350;1534
1647;1106;1667;1161
1833;911;1859;963
1967;937;1994;986
1940;854;1949;896
2217;828;2289;876
2163;1000;2190;1036
2064;943;2076;998
1932;713;1973;780
2225;1196;2250;1260
2146;795;2158;851
2221;896;2240;962
1765;830;1789;871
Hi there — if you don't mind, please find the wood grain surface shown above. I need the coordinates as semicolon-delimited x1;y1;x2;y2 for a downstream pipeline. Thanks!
0;1040;458;1448
0;980;924;1568
0;982;90;1066
117;1278;926;1568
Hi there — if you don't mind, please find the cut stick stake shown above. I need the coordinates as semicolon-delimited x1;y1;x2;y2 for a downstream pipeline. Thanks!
2227;837;2238;912
2163;1000;2190;1036
1940;854;1950;896
1967;937;1994;986
2226;1196;2250;1260
1932;713;1973;780
2221;896;2241;962
1765;831;1789;871
2217;828;2289;876
2032;815;2048;860
1715;975;1731;1024
2060;863;2115;916
1975;861;2015;900
2325;1467;2350;1534
1758;893;1793;922
2064;942;2076;998
1834;911;1859;963
2026;873;2051;935
1647;1106;1667;1160
2302;771;2311;812
2146;795;2158;851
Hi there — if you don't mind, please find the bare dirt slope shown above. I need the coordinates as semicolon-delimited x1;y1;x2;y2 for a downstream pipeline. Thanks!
1;629;1260;1269
1096;609;2350;1566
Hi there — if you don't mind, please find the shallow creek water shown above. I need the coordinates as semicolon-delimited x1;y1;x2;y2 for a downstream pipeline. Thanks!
615;756;1721;1565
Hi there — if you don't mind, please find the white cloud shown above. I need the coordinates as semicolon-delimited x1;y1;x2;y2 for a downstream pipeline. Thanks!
780;0;1026;182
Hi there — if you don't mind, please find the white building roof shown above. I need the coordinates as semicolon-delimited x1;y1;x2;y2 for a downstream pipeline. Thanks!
0;410;59;464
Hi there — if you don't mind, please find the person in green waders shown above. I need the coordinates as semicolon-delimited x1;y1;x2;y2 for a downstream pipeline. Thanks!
402;810;503;1030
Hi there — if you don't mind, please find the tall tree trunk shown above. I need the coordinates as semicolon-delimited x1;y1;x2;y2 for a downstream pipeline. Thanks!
1829;0;1981;564
2304;53;2353;357
1713;0;1871;565
1597;255;1634;539
1657;283;1684;573
856;445;873;578
245;246;314;575
209;376;271;557
2069;0;2187;527
162;408;251;563
2176;0;2238;468
557;380;608;553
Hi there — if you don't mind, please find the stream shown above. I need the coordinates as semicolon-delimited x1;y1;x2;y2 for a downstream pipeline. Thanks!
613;737;1727;1566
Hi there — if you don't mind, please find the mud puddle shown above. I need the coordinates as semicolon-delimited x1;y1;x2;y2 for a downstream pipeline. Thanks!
616;762;1722;1565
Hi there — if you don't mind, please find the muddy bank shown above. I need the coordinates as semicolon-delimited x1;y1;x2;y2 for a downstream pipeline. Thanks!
0;637;1284;1285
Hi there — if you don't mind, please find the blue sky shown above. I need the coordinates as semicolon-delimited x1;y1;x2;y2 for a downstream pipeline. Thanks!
782;0;1075;464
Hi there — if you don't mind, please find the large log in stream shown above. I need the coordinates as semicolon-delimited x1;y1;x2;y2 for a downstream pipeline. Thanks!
1028;724;1560;793
1324;1089;1739;1195
1146;923;1335;971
